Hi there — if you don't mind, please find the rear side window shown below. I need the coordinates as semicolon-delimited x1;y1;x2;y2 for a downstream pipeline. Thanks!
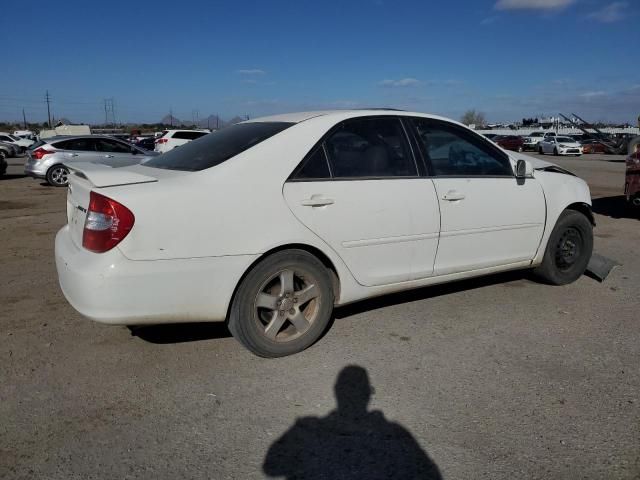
324;118;416;178
145;122;293;171
291;147;331;180
172;131;209;140
54;138;97;151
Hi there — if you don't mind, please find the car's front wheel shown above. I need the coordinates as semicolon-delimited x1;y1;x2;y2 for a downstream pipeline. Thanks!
538;146;544;154
228;249;335;357
533;210;593;285
46;165;69;187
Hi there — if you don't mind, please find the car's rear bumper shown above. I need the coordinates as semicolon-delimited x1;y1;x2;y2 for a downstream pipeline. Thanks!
24;157;49;178
55;225;258;325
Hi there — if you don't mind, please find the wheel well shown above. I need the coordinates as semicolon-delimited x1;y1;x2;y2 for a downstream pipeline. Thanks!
225;244;341;322
566;202;595;226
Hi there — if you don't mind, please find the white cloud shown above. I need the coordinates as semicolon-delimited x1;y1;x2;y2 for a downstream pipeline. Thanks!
379;78;421;88
586;2;628;23
237;69;266;75
494;0;575;10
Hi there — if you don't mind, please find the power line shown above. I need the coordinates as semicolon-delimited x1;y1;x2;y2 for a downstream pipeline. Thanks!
103;98;116;126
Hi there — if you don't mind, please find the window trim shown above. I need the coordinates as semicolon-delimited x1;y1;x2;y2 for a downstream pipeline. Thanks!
287;115;421;182
407;117;515;179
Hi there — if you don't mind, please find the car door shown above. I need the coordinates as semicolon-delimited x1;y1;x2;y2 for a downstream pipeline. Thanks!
51;137;102;163
283;116;440;287
94;138;140;166
409;118;546;276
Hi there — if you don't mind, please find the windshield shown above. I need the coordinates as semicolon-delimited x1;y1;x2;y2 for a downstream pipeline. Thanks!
145;122;294;171
9;135;21;141
556;137;574;143
531;132;544;137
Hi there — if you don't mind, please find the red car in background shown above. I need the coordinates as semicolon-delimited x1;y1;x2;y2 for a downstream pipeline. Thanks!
626;145;640;207
493;135;524;152
581;139;607;154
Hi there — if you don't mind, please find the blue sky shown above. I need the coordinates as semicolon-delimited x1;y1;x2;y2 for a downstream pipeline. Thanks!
1;0;638;124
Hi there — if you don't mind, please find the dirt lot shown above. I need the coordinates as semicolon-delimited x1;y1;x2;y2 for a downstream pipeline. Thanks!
1;153;639;479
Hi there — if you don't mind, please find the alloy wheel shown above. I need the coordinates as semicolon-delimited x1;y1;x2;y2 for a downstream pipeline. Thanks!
253;268;321;342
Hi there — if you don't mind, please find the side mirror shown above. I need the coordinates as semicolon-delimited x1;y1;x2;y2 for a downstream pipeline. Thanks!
515;159;532;179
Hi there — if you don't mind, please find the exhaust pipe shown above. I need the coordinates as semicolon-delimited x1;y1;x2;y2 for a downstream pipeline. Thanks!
633;197;640;207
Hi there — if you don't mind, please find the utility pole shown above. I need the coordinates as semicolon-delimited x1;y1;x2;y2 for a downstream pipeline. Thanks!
22;109;27;129
45;90;52;128
216;114;219;129
103;98;116;127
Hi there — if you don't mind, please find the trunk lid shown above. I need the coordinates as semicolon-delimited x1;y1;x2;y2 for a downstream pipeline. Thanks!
66;163;158;249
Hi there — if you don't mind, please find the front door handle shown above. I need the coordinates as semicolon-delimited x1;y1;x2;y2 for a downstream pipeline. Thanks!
441;190;465;201
301;195;334;207
104;154;114;158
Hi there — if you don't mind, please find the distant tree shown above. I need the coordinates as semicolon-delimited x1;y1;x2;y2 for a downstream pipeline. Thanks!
461;110;486;127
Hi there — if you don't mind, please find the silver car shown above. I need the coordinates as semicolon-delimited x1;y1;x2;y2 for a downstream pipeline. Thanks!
0;141;20;157
25;135;159;186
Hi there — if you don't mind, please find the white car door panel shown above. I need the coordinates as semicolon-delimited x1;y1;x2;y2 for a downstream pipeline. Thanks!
410;117;546;277
432;177;545;275
284;179;440;286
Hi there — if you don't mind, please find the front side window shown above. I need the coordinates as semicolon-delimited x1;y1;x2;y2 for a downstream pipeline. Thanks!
412;119;513;176
54;138;97;151
145;122;293;171
95;139;132;153
324;117;416;178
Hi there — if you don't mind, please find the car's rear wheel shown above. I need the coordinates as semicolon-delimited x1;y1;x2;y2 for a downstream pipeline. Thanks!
553;148;559;156
533;210;593;285
46;165;69;187
228;249;334;357
517;146;523;152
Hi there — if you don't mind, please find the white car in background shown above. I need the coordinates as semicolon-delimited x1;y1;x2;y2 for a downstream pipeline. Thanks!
538;136;583;156
523;131;545;151
56;110;594;357
0;132;34;152
154;129;210;153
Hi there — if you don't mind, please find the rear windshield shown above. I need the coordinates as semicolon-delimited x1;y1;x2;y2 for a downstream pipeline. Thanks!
145;122;294;171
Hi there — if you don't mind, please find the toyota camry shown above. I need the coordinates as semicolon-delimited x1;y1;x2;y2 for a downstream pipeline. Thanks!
55;110;594;357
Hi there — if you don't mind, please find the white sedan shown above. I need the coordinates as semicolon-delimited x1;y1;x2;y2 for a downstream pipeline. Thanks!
55;110;594;357
538;136;583;156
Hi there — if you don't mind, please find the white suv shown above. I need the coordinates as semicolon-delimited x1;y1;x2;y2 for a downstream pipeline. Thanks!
154;129;210;153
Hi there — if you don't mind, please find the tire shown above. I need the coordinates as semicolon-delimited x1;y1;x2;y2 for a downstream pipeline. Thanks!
0;150;6;162
517;146;523;152
553;148;559;156
228;249;335;357
538;146;543;154
46;164;69;187
533;210;593;285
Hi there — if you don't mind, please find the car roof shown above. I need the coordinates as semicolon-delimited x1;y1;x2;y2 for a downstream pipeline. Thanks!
43;134;128;143
247;109;468;127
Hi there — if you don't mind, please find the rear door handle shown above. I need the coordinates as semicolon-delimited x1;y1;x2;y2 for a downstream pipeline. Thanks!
441;190;465;201
301;195;334;207
104;154;114;158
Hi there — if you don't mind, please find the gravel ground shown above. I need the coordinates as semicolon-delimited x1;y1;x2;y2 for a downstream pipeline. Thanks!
1;152;638;479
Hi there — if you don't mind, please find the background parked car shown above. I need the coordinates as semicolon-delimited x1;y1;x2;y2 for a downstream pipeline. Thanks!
135;137;156;150
538;136;583;156
25;135;159;186
0;132;33;152
154;129;210;153
580;139;607;154
0;141;20;157
493;135;524;152
0;153;7;177
522;131;545;151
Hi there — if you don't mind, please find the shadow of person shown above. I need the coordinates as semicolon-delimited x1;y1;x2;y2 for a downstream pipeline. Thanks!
263;366;442;479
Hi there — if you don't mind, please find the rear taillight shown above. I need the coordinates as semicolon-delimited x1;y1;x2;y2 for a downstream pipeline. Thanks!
32;147;53;160
155;138;168;143
82;191;135;253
